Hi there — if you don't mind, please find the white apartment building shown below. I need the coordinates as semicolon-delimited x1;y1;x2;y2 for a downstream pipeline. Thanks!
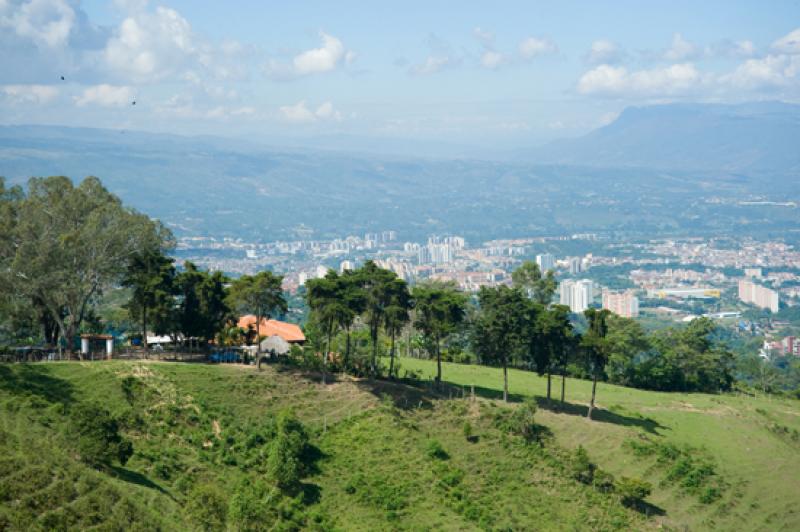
536;253;555;273
560;279;594;313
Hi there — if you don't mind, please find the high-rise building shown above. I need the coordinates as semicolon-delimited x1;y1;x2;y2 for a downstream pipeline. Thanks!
536;253;555;273
568;256;583;275
339;260;355;273
744;268;763;279
738;279;779;313
560;279;593;313
602;290;639;318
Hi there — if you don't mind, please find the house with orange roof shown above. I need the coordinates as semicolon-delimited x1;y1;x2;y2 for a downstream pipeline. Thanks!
237;315;306;344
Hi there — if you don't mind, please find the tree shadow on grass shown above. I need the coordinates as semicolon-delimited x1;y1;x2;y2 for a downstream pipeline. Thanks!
532;396;668;435
629;500;667;517
0;364;75;404
110;466;172;497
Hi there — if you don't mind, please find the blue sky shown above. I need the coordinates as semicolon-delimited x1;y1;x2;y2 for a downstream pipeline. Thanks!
2;0;799;153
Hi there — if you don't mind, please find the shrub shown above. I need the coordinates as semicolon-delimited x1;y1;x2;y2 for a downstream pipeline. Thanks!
267;410;309;493
69;403;133;468
593;469;616;493
184;483;227;532
493;399;540;443
426;439;449;460
462;421;473;441
615;477;652;507
571;446;596;484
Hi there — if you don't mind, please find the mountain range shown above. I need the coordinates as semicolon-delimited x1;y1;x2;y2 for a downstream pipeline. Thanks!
1;102;798;242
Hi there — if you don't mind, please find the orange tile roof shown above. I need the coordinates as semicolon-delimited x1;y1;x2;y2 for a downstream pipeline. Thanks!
237;315;306;343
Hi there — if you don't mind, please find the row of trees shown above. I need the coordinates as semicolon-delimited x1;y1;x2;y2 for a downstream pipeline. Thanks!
304;260;735;417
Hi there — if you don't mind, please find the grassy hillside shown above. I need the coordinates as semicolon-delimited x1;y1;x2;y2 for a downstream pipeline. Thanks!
395;356;800;531
0;359;798;530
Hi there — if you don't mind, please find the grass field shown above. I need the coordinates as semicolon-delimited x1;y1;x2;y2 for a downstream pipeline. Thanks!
394;356;800;531
0;359;798;530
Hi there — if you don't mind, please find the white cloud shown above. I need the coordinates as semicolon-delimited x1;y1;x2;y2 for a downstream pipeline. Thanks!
721;54;800;89
409;55;455;76
103;6;195;82
266;31;352;79
664;33;698;61
293;32;345;74
279;100;341;123
1;83;58;104
772;27;800;55
518;37;557;59
586;39;623;65
74;84;133;106
578;63;701;96
481;50;506;69
0;0;76;48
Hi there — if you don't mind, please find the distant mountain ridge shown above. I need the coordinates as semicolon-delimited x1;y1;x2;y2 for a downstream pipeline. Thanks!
527;101;800;174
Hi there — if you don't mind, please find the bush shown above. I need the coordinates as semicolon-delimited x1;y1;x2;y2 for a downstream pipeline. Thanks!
267;410;309;493
493;399;540;443
462;421;473;441
69;403;133;468
571;446;596;484
615;477;652;507
184;483;227;532
592;469;616;493
426;439;449;460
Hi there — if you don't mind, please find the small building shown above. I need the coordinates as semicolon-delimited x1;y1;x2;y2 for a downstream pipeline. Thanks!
237;315;306;346
260;335;292;356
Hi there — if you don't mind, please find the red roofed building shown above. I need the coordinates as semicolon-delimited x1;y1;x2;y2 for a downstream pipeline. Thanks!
237;315;306;344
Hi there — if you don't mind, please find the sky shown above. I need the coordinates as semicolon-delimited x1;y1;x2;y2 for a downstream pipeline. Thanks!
1;0;800;154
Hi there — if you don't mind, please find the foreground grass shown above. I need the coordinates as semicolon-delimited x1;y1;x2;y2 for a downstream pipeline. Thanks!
394;356;800;531
0;361;651;531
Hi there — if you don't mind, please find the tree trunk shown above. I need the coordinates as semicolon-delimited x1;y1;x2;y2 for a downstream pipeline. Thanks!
344;326;351;372
323;325;332;385
389;331;396;378
503;363;508;403
371;326;379;377
142;302;149;351
561;372;566;404
588;374;597;419
435;339;442;385
546;371;552;404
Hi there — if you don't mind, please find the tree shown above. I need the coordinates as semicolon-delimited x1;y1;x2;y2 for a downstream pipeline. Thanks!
582;308;611;419
305;270;346;383
472;286;527;402
0;176;168;358
384;279;411;378
337;270;366;371
604;314;651;387
512;261;558;305
534;305;574;404
228;270;287;360
412;281;467;386
122;240;176;351
175;262;231;347
358;261;404;376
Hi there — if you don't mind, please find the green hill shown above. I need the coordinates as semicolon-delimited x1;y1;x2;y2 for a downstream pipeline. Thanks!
0;360;798;530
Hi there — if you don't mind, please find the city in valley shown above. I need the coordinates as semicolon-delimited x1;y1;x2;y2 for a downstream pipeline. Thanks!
177;230;800;358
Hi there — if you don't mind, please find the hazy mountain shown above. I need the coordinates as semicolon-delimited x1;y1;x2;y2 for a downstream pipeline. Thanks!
526;102;800;174
1;119;798;243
